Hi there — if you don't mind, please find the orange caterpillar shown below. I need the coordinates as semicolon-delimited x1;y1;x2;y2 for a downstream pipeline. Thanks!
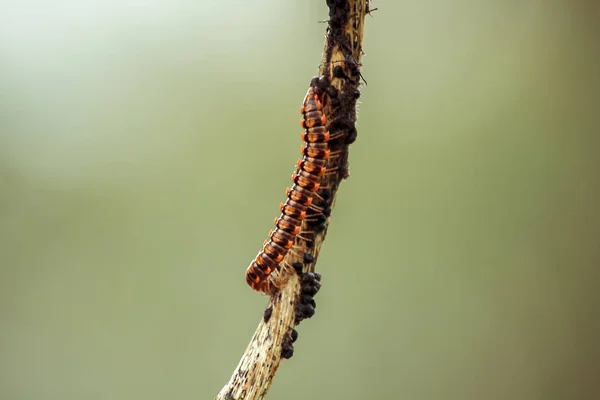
245;78;330;293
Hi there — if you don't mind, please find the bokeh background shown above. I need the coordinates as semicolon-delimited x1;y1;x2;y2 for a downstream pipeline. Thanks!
1;1;599;399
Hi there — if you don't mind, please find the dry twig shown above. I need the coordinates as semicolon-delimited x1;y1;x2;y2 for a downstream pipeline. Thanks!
216;1;370;398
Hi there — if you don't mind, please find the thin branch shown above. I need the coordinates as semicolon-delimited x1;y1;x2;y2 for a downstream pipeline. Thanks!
216;1;369;399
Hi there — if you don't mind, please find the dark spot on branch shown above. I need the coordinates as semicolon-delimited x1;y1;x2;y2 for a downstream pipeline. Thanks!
319;188;332;201
294;272;323;324
263;306;273;323
346;126;358;144
317;75;331;90
281;337;295;359
302;283;321;297
318;223;328;233
326;85;339;98
333;65;345;78
223;390;235;400
328;117;356;135
300;294;317;309
292;262;304;275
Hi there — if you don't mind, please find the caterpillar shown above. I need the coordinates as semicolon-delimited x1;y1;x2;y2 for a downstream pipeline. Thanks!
245;77;331;293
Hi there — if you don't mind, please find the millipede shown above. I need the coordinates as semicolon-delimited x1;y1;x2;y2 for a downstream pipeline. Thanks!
245;77;334;294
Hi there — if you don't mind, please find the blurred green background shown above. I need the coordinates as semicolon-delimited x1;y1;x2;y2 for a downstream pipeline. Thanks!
1;1;599;399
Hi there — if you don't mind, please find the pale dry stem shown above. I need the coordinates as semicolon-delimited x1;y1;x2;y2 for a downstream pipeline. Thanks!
216;1;368;399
